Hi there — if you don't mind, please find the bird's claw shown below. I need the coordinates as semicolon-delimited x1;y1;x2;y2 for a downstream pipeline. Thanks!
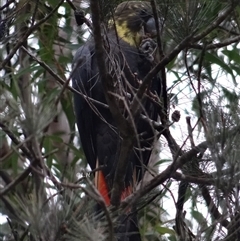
139;38;157;63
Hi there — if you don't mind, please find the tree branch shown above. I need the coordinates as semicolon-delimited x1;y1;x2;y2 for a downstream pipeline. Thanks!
89;0;137;209
201;185;230;229
121;141;208;210
189;35;240;50
171;172;214;186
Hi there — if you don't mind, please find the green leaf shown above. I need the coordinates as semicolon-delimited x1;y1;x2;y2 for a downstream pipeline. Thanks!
221;86;238;103
222;49;240;65
167;56;177;70
191;210;208;228
154;159;172;166
155;226;176;235
204;52;236;85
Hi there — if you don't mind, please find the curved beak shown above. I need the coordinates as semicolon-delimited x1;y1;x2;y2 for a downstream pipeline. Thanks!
144;17;162;37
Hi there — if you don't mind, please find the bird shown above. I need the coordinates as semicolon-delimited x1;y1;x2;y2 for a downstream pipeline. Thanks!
72;1;161;240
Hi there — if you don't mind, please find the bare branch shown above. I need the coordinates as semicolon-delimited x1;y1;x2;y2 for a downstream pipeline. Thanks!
89;0;137;209
201;185;230;229
190;35;240;50
172;172;214;186
0;161;37;197
121;141;208;210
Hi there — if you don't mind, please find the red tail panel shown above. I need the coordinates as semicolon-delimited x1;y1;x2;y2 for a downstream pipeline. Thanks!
96;171;133;206
96;170;111;206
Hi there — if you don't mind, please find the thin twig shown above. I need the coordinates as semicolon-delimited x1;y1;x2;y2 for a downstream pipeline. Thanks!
192;3;237;43
20;46;108;108
0;0;64;70
121;141;208;210
0;135;33;162
130;33;195;118
89;0;136;212
0;161;37;197
31;0;39;26
0;0;15;11
0;122;33;160
7;218;19;241
189;35;240;50
186;117;195;148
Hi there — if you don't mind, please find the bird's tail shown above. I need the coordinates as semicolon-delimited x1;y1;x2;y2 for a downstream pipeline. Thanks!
95;168;133;206
116;213;141;241
95;167;141;240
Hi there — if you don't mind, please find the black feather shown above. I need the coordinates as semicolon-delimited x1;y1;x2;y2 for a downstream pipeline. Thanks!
72;33;161;188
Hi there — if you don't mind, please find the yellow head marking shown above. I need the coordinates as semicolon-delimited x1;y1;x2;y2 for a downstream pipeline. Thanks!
112;1;152;47
115;20;142;46
111;1;152;47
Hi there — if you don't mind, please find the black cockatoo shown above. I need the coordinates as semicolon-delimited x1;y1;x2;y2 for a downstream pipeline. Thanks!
72;1;161;240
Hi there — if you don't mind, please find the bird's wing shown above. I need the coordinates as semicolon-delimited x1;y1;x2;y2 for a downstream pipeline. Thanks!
72;43;120;206
72;44;97;171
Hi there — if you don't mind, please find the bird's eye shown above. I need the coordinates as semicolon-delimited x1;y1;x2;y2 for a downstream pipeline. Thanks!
140;9;151;22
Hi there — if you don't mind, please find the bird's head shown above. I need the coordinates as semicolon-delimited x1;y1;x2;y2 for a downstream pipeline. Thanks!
112;1;159;47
